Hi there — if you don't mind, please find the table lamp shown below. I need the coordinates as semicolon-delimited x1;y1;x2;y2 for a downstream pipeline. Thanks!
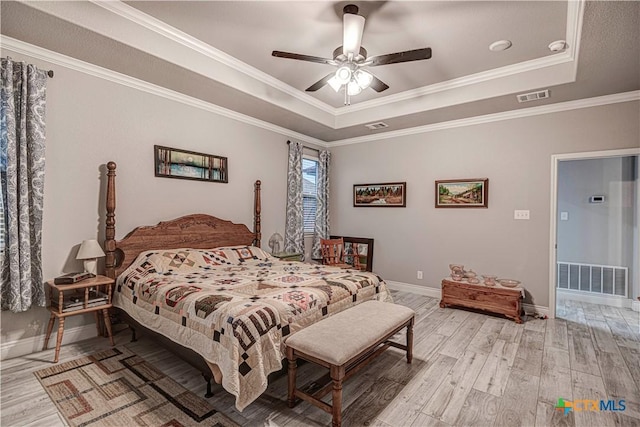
76;239;105;276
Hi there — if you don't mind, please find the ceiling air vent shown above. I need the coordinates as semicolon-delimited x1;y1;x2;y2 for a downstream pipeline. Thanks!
365;122;389;130
516;89;550;103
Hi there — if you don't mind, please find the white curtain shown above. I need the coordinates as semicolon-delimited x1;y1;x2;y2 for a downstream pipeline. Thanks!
284;141;304;259
0;58;48;312
312;150;330;259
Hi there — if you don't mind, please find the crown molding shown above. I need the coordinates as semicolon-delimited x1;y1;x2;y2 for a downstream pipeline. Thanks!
5;35;628;150
20;0;337;128
89;0;336;116
328;91;640;147
21;0;585;130
0;37;328;147
336;52;574;115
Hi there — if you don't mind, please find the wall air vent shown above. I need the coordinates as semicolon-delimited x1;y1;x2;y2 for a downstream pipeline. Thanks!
516;89;550;103
365;122;389;130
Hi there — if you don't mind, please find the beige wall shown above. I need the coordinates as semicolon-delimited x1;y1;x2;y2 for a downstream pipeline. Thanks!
0;51;307;357
1;50;638;358
329;101;640;308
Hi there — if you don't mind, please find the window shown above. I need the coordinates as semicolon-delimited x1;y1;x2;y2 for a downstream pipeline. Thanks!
302;157;319;233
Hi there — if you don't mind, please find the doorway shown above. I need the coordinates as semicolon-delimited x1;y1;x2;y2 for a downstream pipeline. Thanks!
548;148;640;319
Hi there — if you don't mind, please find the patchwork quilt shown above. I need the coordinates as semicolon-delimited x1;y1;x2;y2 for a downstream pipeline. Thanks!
113;246;392;411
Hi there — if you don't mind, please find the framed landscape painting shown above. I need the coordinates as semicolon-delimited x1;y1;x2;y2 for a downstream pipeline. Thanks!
353;182;406;207
436;178;488;208
155;145;228;183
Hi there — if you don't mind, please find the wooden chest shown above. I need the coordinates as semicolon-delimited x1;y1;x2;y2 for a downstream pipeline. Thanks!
440;279;523;323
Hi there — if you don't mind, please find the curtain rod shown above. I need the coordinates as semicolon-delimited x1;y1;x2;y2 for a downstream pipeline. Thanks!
287;140;320;153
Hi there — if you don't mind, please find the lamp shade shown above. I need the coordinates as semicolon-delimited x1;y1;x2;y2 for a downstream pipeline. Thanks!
76;239;105;260
77;239;105;275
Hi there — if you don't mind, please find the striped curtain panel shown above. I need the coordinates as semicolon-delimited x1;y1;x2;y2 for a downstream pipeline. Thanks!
284;141;304;259
0;58;48;312
312;150;331;260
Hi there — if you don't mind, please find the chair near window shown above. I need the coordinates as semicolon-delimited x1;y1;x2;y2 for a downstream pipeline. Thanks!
320;238;361;270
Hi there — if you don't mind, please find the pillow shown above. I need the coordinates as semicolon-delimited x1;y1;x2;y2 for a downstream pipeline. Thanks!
145;249;220;273
210;245;271;264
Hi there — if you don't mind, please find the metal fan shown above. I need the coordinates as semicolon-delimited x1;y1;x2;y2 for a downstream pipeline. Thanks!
272;4;432;104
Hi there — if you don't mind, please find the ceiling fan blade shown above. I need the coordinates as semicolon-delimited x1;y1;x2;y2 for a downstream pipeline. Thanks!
367;47;432;66
369;74;390;92
272;51;337;66
343;5;365;56
306;73;335;92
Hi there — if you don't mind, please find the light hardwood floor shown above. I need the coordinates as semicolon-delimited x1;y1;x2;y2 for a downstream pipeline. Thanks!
1;291;639;427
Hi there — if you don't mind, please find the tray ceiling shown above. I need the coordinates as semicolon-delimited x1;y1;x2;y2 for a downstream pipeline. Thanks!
1;1;638;144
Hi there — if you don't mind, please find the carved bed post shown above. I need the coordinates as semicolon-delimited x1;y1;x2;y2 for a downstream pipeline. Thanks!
254;180;261;247
105;162;117;279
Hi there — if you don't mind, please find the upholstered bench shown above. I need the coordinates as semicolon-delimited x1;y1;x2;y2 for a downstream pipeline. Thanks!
286;300;415;427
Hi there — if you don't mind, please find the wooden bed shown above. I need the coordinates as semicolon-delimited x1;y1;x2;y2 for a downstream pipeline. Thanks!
104;161;262;397
102;161;391;411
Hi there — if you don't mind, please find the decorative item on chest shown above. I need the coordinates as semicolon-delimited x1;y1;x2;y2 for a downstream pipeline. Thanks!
448;264;479;283
448;264;520;288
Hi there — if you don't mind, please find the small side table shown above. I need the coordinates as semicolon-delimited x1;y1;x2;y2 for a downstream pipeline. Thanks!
272;252;303;261
44;274;115;362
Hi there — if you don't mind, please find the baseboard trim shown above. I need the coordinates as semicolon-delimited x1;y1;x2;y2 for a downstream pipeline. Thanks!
386;280;550;317
1;323;98;361
557;288;633;309
385;280;441;299
523;304;550;318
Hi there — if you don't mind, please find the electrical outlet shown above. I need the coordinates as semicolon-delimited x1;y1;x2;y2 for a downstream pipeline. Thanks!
560;211;569;221
514;210;530;220
417;270;423;280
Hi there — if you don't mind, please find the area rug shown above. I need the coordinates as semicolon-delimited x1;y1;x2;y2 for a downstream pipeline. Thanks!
34;347;239;427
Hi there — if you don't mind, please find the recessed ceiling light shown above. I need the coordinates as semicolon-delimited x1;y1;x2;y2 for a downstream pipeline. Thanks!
548;40;567;52
489;40;512;52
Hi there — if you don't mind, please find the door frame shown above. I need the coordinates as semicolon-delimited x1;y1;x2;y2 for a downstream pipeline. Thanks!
548;147;640;318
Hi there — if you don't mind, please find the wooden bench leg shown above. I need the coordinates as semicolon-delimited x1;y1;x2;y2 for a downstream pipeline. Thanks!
287;347;297;408
406;317;414;364
330;365;345;427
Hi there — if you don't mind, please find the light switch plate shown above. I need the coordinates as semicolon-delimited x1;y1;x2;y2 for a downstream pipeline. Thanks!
514;210;530;220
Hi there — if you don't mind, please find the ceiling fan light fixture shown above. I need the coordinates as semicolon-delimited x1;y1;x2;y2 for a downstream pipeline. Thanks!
343;12;365;56
354;69;373;89
347;80;362;96
335;66;352;84
327;76;342;92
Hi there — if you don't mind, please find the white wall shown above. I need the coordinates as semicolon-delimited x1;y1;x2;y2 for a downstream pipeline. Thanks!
0;50;313;359
557;157;637;296
329;101;640;308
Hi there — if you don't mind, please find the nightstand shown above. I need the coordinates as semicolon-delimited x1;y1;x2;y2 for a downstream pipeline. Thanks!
44;274;115;362
272;252;303;261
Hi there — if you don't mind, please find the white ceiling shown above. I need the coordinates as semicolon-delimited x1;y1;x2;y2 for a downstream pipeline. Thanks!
125;0;568;107
1;1;639;144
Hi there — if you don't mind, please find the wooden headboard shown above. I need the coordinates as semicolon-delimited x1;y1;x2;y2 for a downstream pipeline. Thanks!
104;161;261;279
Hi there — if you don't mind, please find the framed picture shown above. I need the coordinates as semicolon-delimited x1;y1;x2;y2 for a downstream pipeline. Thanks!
154;145;228;183
353;182;406;207
436;178;488;208
331;236;374;272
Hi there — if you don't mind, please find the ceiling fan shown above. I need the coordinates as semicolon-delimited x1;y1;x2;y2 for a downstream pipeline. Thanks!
272;4;432;105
